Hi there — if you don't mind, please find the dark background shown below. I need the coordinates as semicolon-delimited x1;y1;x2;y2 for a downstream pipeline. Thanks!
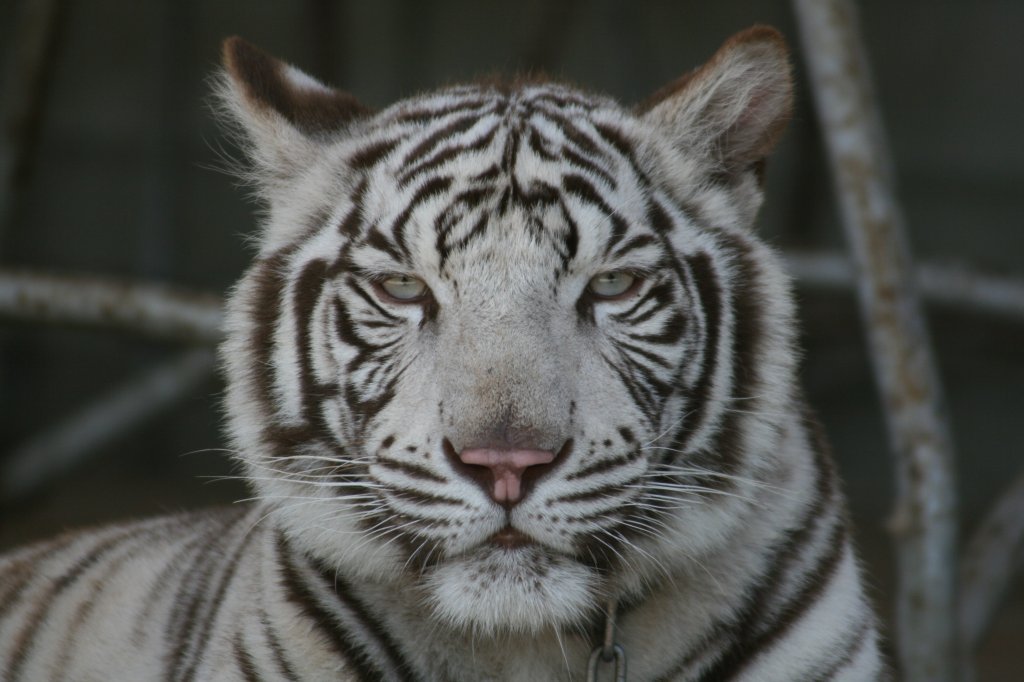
1;1;1021;678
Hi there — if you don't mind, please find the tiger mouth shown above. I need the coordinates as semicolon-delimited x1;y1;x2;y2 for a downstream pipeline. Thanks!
488;525;533;550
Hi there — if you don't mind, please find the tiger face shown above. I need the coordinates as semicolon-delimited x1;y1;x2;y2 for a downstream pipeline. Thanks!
219;29;796;635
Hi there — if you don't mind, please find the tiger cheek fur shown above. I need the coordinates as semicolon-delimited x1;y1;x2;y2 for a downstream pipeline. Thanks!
0;27;889;681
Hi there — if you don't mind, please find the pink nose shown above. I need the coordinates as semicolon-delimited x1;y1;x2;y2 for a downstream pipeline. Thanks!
458;447;556;504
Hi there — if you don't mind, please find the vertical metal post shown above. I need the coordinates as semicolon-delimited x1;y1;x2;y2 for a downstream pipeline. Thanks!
791;1;959;679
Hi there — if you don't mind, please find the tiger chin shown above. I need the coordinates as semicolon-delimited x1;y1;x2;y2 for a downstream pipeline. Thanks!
1;26;891;681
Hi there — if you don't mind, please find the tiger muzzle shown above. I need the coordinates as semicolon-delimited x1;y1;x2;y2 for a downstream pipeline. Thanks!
444;438;572;507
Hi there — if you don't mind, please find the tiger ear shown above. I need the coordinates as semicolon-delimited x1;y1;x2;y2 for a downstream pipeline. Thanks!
218;37;369;184
638;26;793;183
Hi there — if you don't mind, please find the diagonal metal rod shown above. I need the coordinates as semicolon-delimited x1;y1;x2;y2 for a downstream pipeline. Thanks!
0;269;222;343
791;1;960;679
0;348;217;502
959;469;1024;660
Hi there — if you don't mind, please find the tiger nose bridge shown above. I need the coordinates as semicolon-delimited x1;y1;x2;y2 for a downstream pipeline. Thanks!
441;322;572;504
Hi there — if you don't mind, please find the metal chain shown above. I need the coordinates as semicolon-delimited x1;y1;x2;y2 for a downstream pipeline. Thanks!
586;599;626;682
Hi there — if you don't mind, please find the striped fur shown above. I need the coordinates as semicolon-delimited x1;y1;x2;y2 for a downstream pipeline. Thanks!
1;27;888;680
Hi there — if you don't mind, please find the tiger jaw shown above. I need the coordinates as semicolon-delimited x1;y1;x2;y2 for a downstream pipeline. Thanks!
422;539;602;634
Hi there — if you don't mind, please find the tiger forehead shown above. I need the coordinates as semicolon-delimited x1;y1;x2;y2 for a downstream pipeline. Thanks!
361;82;637;180
343;84;647;272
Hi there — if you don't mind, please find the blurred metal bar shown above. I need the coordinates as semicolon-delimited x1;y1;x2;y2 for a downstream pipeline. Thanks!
959;470;1024;661
791;1;960;679
0;348;216;502
786;251;1024;321
0;0;63;241
0;270;222;343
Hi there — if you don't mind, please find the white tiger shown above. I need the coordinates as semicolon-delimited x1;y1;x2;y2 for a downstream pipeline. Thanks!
0;26;888;680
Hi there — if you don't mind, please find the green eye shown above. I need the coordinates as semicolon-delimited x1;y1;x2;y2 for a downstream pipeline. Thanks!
379;274;429;302
588;271;637;299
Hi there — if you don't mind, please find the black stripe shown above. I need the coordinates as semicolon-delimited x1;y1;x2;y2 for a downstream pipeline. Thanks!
398;125;497;187
392;176;454;257
278;538;378;679
403;115;481;166
308;555;417;681
248;249;297;444
233;630;265;682
173;510;259;682
563;146;617;188
337;182;368;236
52;526;167;679
350;138;400;171
386;486;464;509
394;98;492;124
261;611;300;681
277;535;417;681
812;615;873;680
565;450;638;481
0;535;78;623
674;252;720;450
659;433;838;679
610;234;656;260
293;259;332;428
374;457;447;484
6;529;139;681
562;174;629;254
697;520;848;681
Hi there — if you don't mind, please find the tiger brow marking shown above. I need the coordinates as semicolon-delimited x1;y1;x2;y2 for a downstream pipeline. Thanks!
535;108;607;160
527;127;557;160
392;175;454;257
609;234;657;261
530;90;599;111
393;97;493;124
398;124;499;187
438;212;488;271
562;174;629;254
403;114;486;167
336;180;368;236
561;146;617;188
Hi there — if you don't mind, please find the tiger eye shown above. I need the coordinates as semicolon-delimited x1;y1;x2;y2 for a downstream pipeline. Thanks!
380;274;428;302
588;271;636;299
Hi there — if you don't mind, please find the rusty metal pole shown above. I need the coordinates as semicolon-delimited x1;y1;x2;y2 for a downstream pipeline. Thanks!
791;1;959;680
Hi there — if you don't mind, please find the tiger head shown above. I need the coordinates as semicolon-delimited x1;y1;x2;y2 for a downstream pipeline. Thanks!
219;27;796;635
